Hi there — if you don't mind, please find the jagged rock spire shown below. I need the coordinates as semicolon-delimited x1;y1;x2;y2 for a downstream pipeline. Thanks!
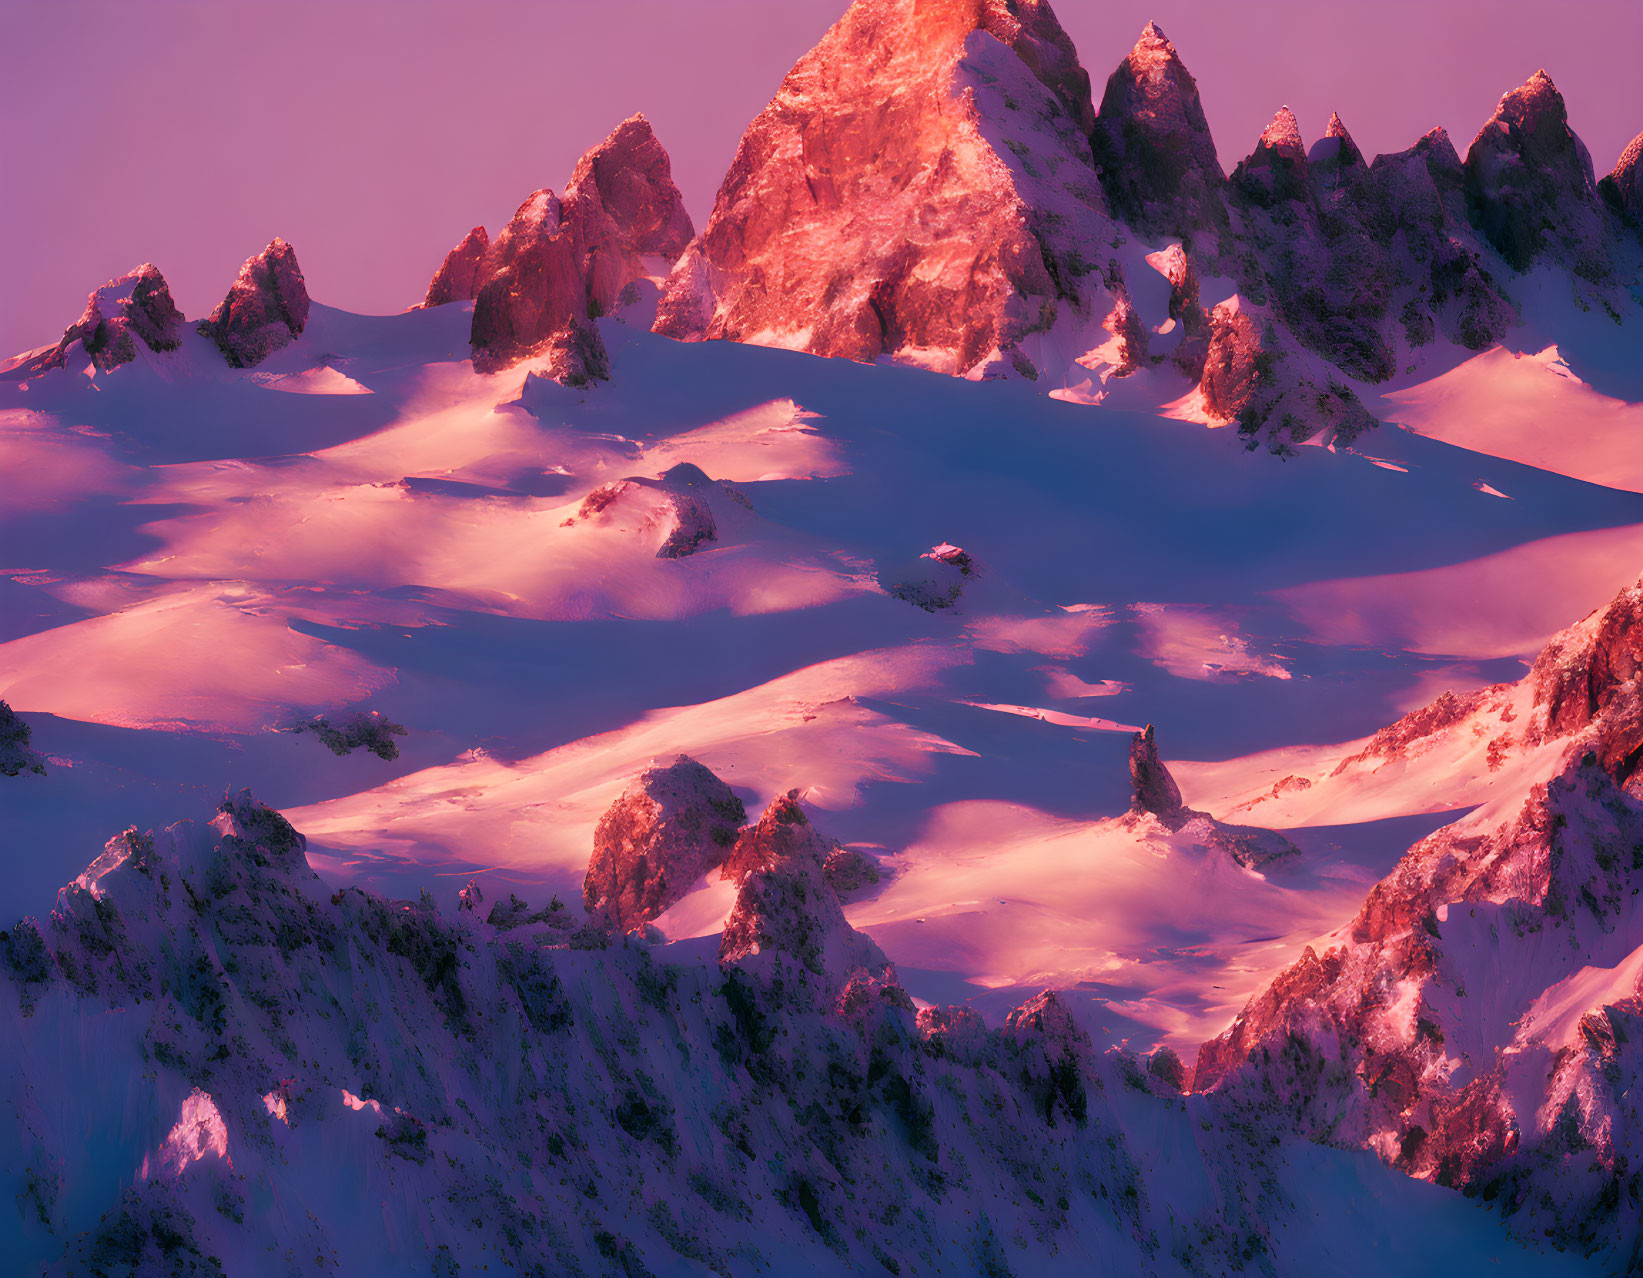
1090;20;1228;239
458;114;693;382
1232;106;1314;206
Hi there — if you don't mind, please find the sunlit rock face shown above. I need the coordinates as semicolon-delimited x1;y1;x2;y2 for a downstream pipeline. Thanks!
422;226;489;307
1090;22;1228;245
655;0;1117;379
582;755;745;932
9;264;184;378
1529;576;1643;781
1195;576;1643;1253
469;189;609;382
1463;71;1615;280
1599;130;1643;234
467;115;693;381
198;239;310;368
562;113;696;316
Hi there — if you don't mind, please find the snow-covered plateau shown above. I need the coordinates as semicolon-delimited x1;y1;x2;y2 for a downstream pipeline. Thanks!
3;0;1642;1272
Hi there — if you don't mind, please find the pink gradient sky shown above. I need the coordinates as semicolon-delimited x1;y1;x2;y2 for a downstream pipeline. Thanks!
3;0;1639;360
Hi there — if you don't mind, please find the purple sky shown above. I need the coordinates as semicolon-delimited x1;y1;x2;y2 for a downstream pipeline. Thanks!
3;0;1639;360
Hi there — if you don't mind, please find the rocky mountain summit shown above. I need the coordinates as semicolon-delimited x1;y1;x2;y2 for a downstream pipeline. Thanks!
1089;21;1227;246
1194;571;1643;1259
425;114;693;383
646;0;1639;453
654;0;1120;379
197;239;311;369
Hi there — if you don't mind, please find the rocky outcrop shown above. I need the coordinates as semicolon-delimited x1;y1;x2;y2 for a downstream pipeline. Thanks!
1124;724;1299;871
422;226;489;307
654;0;1117;379
562;114;695;316
291;711;407;761
1090;22;1228;244
0;700;45;776
1599;130;1643;231
1129;724;1185;820
7;265;183;379
198;239;310;368
880;543;976;611
470;190;609;383
1463;70;1614;281
467;116;693;382
1198;296;1378;450
583;755;745;932
1147;243;1210;376
719;791;894;1000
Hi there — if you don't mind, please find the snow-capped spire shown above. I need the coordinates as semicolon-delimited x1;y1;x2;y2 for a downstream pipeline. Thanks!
1091;19;1227;238
1259;106;1306;162
1308;110;1366;183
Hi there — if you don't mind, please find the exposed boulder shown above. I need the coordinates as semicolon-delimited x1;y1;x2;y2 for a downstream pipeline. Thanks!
584;755;745;932
655;463;720;559
8;265;184;379
719;791;895;1001
1090;22;1229;244
422;226;489;307
198;239;311;368
654;0;1117;379
1463;70;1614;280
0;700;46;776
